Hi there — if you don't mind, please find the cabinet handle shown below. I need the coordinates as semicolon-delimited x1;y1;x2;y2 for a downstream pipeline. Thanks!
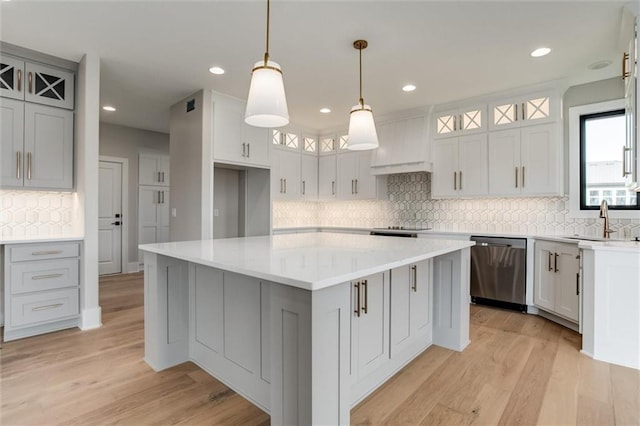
27;152;32;180
157;171;161;183
302;180;306;195
16;151;21;180
247;143;250;158
332;181;335;195
32;303;63;312
623;146;631;177
411;265;418;292
515;167;518;188
351;179;355;194
514;103;518;121
522;166;525;187
622;52;630;79
576;273;580;296
354;282;361;317
453;172;457;190
460;114;463;130
162;172;165;182
355;179;358;194
548;251;553;271
554;253;559;273
162;191;165;204
458;171;462;191
32;273;64;280
17;69;22;91
242;143;246;157
32;250;63;256
522;102;526;120
28;71;33;94
453;115;457;131
284;178;287;194
362;279;368;314
157;190;161;203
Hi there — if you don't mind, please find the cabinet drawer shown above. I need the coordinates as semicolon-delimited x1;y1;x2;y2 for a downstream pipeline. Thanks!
10;258;79;294
10;288;79;327
10;242;80;262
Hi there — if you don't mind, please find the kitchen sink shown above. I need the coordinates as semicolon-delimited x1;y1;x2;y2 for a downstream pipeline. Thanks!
562;235;640;242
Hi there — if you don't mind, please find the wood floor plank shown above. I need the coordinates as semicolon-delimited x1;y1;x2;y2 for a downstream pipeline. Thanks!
2;274;639;425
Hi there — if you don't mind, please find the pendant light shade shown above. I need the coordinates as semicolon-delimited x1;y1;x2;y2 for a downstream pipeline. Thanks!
245;0;289;128
347;39;378;150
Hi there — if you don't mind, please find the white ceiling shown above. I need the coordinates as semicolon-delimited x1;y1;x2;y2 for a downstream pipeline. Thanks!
0;1;628;134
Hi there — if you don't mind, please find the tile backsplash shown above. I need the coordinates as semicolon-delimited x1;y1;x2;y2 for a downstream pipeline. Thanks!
0;190;78;238
273;172;640;238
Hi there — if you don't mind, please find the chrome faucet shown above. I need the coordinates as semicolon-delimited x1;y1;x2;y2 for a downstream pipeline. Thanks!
599;200;615;238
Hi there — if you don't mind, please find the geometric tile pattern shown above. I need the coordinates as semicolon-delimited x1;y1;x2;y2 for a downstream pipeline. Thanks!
274;172;640;238
0;190;76;238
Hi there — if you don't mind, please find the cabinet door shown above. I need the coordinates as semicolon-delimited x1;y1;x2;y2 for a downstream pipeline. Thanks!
1;98;25;187
337;152;357;199
272;149;300;200
458;134;488;196
0;55;25;100
431;138;458;198
488;97;521;131
318;154;336;199
24;62;74;110
23;103;73;189
138;187;161;245
533;241;555;311
139;153;169;186
554;245;580;322
355;151;376;199
433;108;458;138
390;265;411;357
488;129;521;196
370;120;395;167
300;153;318;199
352;272;389;381
410;260;431;336
160;156;170;185
402;115;429;165
158;189;170;243
244;123;270;167
520;124;560;195
213;96;244;164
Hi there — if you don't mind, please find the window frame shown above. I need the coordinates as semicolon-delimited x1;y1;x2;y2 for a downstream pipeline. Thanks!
568;99;638;219
578;108;637;211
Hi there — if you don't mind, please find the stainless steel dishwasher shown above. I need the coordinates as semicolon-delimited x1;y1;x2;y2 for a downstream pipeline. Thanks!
470;236;527;312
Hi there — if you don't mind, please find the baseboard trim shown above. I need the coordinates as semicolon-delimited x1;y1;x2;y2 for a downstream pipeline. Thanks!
127;261;140;273
80;306;102;330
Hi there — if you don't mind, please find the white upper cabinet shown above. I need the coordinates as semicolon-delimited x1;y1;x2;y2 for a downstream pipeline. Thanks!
318;154;337;200
488;90;558;131
488;123;561;196
337;151;377;200
433;104;486;139
271;148;300;200
431;134;488;198
371;114;431;174
212;93;270;168
300;153;318;199
319;134;337;155
139;152;170;186
0;55;74;110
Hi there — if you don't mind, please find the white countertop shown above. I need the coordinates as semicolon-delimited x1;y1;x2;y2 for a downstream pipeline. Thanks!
0;235;84;244
139;232;474;291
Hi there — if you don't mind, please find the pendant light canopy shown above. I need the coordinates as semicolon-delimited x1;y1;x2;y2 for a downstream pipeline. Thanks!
347;39;378;150
245;0;289;128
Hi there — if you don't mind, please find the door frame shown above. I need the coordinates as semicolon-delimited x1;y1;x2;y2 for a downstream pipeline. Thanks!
99;155;129;274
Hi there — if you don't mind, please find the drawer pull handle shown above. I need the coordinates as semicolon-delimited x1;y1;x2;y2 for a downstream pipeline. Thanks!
32;303;64;312
32;273;64;280
31;250;63;256
411;265;418;292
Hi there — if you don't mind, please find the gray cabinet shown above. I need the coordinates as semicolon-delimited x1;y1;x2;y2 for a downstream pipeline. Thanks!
3;241;81;341
390;259;432;357
534;240;580;322
0;55;75;110
351;271;389;382
0;99;73;189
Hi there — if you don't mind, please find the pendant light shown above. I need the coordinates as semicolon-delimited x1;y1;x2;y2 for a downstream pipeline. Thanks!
245;0;289;128
347;39;378;150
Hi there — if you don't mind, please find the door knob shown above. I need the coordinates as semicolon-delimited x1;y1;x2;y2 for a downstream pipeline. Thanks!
111;221;121;226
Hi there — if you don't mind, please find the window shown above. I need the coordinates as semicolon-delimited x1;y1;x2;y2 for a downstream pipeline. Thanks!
579;109;638;210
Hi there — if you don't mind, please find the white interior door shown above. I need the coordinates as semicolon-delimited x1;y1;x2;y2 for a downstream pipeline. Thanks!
98;161;122;275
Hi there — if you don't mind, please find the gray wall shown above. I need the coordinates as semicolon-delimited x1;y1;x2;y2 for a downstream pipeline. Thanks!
213;167;240;238
99;122;169;265
169;90;213;242
562;77;624;191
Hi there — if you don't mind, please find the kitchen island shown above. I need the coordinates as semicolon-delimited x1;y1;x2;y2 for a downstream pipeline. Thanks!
139;233;474;425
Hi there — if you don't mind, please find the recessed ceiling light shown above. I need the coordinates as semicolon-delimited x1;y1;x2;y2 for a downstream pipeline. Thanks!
588;60;612;70
320;107;331;114
402;84;416;92
102;106;116;112
531;47;551;58
209;66;225;75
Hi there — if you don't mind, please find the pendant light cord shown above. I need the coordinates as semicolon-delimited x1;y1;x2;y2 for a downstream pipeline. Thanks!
264;0;270;65
359;47;364;107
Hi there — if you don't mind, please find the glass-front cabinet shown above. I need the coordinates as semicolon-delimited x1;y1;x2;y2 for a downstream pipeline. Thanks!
433;104;486;138
488;91;557;131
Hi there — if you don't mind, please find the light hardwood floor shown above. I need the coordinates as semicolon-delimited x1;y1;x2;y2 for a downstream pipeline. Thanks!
1;272;638;425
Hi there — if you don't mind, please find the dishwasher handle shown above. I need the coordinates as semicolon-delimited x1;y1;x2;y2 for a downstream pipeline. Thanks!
478;242;513;248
